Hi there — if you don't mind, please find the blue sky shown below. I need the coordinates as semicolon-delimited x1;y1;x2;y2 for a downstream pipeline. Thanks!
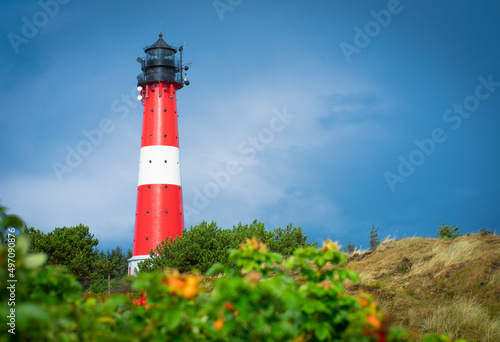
1;0;499;251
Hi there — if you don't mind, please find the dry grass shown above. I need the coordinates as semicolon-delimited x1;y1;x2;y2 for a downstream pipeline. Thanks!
410;239;481;277
344;234;500;341
421;299;500;341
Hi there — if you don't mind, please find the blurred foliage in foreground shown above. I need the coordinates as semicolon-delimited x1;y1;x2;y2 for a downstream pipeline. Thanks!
0;206;463;342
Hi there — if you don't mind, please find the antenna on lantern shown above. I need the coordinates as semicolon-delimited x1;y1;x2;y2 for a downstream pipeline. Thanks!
178;42;191;86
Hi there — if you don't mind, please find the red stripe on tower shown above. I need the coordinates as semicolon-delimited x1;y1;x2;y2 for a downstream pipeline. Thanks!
128;33;190;276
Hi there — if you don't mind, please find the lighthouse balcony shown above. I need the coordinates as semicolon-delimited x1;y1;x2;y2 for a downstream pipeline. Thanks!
137;69;182;85
137;72;182;85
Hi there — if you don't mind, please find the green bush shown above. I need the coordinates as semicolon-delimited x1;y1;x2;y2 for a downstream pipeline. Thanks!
140;221;238;273
342;241;356;254
95;247;132;279
369;225;380;251
233;221;316;257
478;227;493;236
140;220;316;273
18;221;132;292
436;222;462;240
21;224;100;283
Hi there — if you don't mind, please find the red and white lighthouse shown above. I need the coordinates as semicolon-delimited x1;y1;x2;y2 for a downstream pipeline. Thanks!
128;33;189;276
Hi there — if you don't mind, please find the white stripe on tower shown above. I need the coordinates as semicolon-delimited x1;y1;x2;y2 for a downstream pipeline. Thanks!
138;145;181;186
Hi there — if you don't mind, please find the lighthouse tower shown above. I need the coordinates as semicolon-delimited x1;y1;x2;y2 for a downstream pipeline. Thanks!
128;33;189;276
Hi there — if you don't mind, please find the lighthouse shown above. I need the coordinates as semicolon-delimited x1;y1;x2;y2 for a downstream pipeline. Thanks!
128;33;189;276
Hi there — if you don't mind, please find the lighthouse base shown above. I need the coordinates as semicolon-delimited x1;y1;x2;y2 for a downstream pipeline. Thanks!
127;255;150;276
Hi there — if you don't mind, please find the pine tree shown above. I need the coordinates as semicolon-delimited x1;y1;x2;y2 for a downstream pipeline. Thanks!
341;241;356;254
436;222;462;240
369;225;380;251
21;224;99;282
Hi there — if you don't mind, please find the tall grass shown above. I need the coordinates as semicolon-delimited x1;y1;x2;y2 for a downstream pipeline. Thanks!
345;234;500;340
421;299;500;341
409;239;480;277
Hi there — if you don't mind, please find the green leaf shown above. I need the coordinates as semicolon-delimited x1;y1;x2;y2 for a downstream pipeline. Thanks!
164;309;182;330
304;320;318;330
421;334;451;342
315;324;331;340
4;215;24;229
303;302;316;314
206;263;226;276
16;235;30;256
85;298;97;307
23;253;48;269
316;256;326;267
345;269;359;282
284;257;296;269
16;303;50;328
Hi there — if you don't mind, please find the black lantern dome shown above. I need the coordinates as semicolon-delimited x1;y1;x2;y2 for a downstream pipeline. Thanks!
137;33;188;87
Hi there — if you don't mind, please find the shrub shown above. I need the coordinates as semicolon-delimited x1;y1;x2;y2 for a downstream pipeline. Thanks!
436;222;462;240
140;220;316;273
140;221;239;273
478;228;494;236
95;246;132;280
341;241;356;254
232;220;316;257
369;225;380;251
21;224;100;283
21;224;132;292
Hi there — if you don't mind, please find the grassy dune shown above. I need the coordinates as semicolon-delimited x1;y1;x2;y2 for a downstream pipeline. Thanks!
344;234;500;341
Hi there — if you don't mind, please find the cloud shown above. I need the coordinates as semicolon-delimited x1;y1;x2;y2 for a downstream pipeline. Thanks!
0;40;396;251
179;63;395;234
